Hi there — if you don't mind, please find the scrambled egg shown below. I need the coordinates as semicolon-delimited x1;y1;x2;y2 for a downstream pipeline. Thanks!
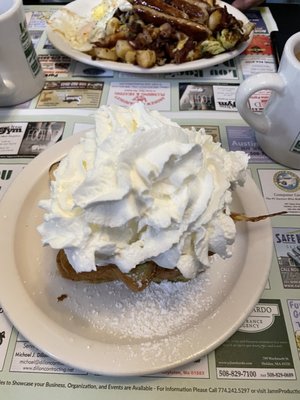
48;0;132;51
91;3;106;20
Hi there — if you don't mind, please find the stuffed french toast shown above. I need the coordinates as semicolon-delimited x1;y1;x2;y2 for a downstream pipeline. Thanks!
38;103;250;291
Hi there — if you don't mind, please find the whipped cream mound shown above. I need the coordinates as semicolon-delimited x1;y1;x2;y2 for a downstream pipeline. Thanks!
38;103;248;279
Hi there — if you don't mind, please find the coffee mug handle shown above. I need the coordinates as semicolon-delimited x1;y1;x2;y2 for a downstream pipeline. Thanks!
236;73;285;134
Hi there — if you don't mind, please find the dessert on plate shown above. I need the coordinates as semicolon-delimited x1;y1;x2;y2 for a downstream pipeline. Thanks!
38;103;249;291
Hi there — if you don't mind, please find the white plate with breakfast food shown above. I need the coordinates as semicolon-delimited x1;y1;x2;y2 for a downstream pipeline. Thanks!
0;104;274;376
46;0;254;73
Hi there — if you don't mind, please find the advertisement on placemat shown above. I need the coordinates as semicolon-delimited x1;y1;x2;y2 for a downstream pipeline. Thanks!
215;300;295;380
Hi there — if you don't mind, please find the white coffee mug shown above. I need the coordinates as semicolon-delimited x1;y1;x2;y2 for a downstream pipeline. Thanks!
0;0;45;107
236;32;300;169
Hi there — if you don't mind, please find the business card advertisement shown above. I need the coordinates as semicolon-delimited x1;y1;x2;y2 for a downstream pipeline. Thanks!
37;81;103;109
258;169;300;215
0;121;64;158
213;85;238;111
245;10;268;34
215;300;295;380
239;31;276;77
38;55;72;78
273;228;300;289
226;125;272;163
179;84;215;111
107;82;171;110
0;308;12;371
10;334;84;375
179;83;238;111
239;55;276;79
244;35;273;56
287;300;300;359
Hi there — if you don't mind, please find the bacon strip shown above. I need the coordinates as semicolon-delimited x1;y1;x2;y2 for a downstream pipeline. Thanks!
132;0;189;19
133;4;211;40
169;0;210;23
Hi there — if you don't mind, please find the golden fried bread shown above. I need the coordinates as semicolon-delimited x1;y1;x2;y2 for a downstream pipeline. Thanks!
56;249;187;291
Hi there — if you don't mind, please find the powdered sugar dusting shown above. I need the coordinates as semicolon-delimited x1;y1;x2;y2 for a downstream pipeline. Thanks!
62;272;215;342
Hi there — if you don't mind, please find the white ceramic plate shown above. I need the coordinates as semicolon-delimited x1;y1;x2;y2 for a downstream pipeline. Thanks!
46;0;253;74
0;135;272;376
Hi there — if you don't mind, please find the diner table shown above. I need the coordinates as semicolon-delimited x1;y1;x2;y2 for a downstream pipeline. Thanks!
0;1;300;399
